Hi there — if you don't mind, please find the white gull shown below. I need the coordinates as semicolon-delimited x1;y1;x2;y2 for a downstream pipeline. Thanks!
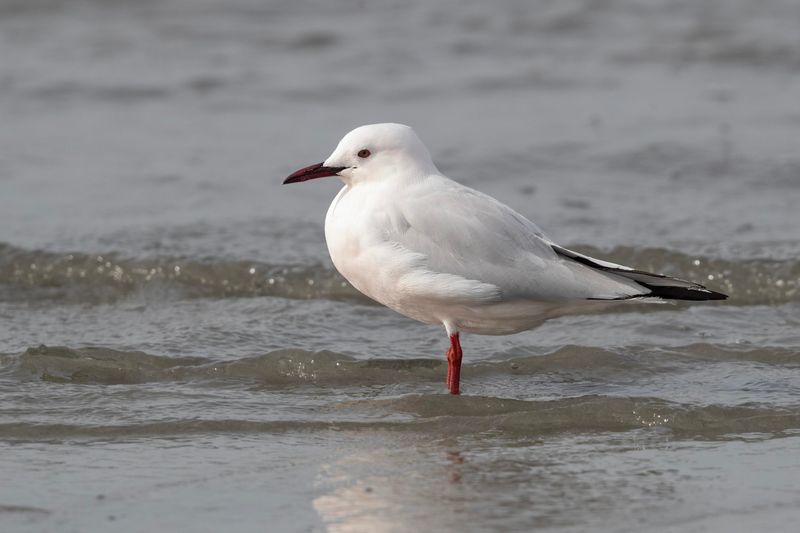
283;123;726;394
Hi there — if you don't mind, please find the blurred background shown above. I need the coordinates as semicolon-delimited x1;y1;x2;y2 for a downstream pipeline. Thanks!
1;1;799;532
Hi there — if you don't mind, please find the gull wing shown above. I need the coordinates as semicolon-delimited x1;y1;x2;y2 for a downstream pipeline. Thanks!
550;245;728;301
388;176;648;302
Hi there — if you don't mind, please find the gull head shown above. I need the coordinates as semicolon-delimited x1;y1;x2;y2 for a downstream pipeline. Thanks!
283;123;438;186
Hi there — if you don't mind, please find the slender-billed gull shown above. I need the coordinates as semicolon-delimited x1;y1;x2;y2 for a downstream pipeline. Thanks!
283;123;727;394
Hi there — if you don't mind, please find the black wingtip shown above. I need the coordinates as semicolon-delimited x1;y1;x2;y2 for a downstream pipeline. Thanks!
551;244;729;302
641;284;728;301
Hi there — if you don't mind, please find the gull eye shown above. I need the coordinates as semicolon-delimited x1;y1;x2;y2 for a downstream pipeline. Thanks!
357;149;371;158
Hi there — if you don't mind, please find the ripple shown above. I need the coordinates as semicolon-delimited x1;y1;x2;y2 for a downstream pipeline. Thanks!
1;242;796;306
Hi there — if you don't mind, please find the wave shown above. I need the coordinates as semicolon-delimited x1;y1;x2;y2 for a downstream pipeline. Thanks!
0;395;797;441
354;395;800;438
3;343;797;387
3;344;798;440
0;242;366;305
2;345;437;386
0;243;797;306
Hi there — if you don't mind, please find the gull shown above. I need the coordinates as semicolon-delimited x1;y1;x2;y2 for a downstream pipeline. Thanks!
283;123;727;394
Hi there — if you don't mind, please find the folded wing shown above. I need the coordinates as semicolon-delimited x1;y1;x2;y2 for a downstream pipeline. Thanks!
550;245;728;301
389;177;661;303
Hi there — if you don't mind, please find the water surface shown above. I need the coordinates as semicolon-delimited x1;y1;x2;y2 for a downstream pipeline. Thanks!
1;0;799;531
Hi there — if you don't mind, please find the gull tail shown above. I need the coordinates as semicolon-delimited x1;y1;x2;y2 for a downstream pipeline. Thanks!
551;245;728;301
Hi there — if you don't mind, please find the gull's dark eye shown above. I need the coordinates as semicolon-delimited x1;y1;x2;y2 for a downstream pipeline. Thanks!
357;149;371;158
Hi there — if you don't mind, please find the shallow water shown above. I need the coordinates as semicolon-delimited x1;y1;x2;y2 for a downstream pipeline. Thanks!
1;0;800;531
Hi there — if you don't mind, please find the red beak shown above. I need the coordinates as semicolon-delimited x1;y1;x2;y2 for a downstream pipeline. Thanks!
283;162;347;184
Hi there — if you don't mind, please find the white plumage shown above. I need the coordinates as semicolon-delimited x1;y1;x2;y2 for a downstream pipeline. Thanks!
284;123;726;393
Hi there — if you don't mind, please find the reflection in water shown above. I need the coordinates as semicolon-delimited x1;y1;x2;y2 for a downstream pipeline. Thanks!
311;432;800;532
314;480;393;533
313;441;472;532
447;450;464;484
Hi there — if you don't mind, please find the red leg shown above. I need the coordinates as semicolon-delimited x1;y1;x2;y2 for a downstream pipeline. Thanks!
446;342;454;388
446;347;452;388
446;333;462;395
